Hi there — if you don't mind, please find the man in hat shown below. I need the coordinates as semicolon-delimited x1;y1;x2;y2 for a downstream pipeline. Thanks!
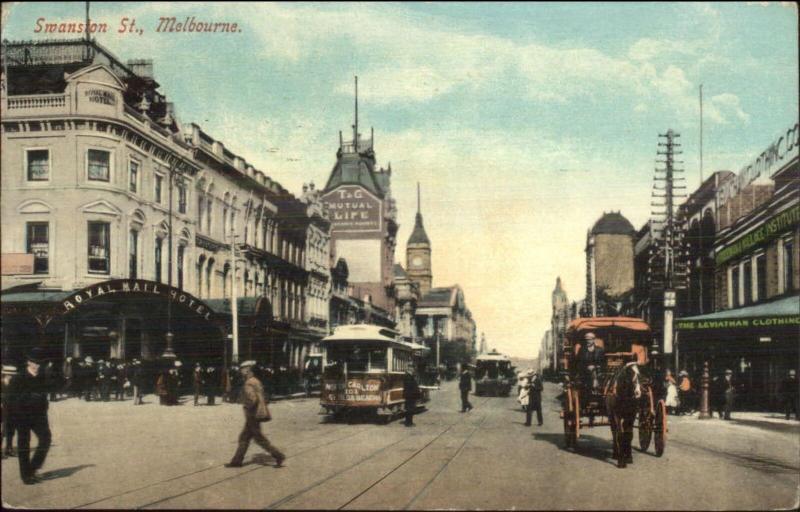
576;332;605;393
12;349;52;484
2;365;19;458
130;359;144;405
525;370;544;427
459;365;473;413
193;363;204;406
205;365;219;405
677;370;693;415
780;369;799;421
714;369;737;420
403;366;421;427
225;360;285;468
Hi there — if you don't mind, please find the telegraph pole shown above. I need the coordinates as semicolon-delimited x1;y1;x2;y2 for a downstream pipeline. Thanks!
652;130;687;370
162;162;176;359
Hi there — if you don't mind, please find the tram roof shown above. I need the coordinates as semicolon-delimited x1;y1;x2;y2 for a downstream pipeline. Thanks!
323;324;400;344
476;352;510;361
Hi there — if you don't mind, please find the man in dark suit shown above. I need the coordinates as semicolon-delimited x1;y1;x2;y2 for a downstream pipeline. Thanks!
459;367;473;412
225;361;284;468
11;349;52;485
780;369;799;421
403;368;420;427
525;371;544;426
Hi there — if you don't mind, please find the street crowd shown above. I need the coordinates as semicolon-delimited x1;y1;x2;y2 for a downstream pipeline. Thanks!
0;349;328;485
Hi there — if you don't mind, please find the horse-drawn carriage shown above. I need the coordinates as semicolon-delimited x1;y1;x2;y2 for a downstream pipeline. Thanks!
560;317;667;468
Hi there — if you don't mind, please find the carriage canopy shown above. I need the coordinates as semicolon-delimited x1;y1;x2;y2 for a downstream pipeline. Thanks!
564;317;653;366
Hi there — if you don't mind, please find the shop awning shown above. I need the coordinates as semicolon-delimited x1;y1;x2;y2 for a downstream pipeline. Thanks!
205;297;269;317
676;295;800;331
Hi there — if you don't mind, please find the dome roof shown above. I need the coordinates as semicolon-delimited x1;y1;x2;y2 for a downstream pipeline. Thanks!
591;212;635;236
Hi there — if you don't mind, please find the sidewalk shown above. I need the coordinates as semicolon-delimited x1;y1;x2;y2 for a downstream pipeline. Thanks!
669;410;800;435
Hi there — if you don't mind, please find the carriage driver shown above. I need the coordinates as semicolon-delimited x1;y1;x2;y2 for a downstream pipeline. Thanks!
577;332;605;392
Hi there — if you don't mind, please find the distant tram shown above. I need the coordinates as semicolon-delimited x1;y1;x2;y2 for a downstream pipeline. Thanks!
320;324;431;420
474;350;515;396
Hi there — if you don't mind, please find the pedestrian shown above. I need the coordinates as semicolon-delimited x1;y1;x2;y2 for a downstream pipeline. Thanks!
459;366;473;413
677;370;693;415
131;359;144;405
715;369;737;420
11;349;53;485
780;369;798;421
62;357;74;398
664;369;679;415
525;370;544;427
156;368;169;406
2;365;19;459
98;360;111;401
403;366;420;427
114;362;126;401
168;361;182;405
44;362;58;402
225;360;285;468
205;365;218;405
193;363;204;406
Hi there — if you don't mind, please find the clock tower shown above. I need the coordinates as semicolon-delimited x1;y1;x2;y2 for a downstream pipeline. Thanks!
406;183;432;296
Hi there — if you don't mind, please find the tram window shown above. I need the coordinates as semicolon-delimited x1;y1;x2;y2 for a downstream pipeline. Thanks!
347;346;368;372
368;348;387;371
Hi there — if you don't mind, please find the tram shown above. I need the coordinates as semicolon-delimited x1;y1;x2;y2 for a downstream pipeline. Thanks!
320;324;432;420
474;350;514;396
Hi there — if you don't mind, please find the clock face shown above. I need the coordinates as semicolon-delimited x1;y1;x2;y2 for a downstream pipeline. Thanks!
412;256;423;268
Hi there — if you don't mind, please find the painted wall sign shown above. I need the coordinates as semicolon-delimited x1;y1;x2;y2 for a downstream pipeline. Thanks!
676;315;800;331
59;279;215;322
85;88;117;106
717;123;800;206
322;185;383;233
715;203;800;265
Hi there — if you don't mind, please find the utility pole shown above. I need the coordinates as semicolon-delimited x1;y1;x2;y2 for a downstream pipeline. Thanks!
230;229;239;364
652;130;688;370
162;162;176;359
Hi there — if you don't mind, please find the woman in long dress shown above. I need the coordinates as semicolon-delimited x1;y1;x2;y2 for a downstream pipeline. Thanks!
664;369;679;414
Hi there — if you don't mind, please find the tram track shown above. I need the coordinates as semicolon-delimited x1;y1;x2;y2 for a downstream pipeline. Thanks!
265;397;493;511
70;423;371;509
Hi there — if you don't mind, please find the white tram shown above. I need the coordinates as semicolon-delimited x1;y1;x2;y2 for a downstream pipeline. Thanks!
320;325;431;419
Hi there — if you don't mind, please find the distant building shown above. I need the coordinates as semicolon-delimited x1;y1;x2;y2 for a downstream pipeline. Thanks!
406;184;432;297
415;285;477;354
585;212;635;316
321;102;398;314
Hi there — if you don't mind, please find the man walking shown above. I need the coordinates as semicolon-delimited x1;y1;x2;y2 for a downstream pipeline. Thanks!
525;370;544;426
193;363;204;406
403;367;420;427
131;359;144;405
459;366;473;412
12;349;52;485
225;361;284;468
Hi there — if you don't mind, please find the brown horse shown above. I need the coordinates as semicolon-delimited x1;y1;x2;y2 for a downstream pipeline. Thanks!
605;362;642;468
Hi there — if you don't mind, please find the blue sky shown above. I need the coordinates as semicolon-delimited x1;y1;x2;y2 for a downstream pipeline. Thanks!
3;2;797;357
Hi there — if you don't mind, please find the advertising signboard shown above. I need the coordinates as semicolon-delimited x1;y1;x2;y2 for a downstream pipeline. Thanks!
322;185;383;233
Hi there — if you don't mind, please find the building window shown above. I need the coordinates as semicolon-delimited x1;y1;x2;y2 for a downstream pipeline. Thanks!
197;195;204;231
206;198;213;234
230;211;236;239
155;174;163;204
26;222;49;274
742;259;752;305
129;160;139;193
26;149;50;181
223;208;228;239
155;238;163;283
87;149;111;182
731;266;740;308
177;245;185;289
756;253;767;302
88;222;110;273
178;183;187;214
784;238;795;293
129;229;138;279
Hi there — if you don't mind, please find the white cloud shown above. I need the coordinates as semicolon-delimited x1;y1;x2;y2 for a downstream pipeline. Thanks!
711;93;751;124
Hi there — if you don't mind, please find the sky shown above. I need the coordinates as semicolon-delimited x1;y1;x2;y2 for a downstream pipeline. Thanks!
2;2;798;358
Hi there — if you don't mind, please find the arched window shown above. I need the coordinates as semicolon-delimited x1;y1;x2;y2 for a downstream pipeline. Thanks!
206;258;215;298
222;262;231;298
196;254;206;297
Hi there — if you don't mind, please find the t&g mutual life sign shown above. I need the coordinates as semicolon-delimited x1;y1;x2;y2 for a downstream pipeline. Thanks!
322;185;383;233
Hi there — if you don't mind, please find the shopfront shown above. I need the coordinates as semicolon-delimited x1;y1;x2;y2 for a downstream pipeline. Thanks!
676;295;800;410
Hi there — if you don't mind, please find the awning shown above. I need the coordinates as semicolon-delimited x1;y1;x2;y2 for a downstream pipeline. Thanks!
205;297;270;317
676;295;800;331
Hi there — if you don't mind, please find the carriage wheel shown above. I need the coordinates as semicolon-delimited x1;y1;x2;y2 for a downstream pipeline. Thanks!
654;399;667;457
638;409;653;452
563;389;577;449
